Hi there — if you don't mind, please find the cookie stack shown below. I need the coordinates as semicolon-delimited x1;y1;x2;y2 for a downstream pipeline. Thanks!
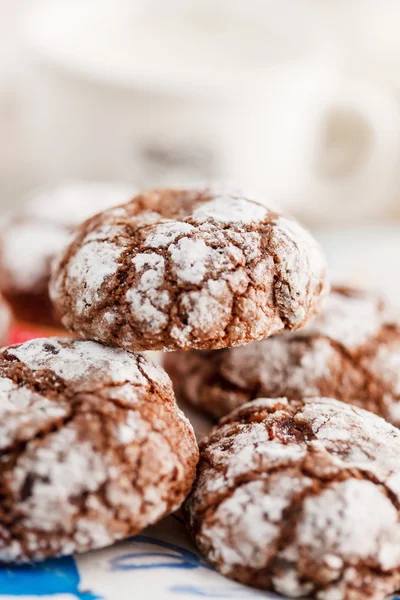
2;186;400;600
165;286;400;424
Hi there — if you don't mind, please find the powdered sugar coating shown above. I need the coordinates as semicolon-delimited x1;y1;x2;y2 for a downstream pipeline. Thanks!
222;336;334;396
145;221;195;248
50;187;328;351
165;286;400;424
201;475;311;572
271;217;328;326
0;337;198;562
185;396;400;599
66;241;123;316
0;378;68;450
297;479;400;570
1;222;71;291
24;181;136;225
170;237;211;284
0;181;136;294
126;253;169;333
303;286;394;348
7;338;150;388
191;195;267;224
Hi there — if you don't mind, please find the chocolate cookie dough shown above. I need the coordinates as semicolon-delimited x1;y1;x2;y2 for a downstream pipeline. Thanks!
0;181;136;327
50;187;328;351
0;337;198;562
185;396;400;599
165;286;400;423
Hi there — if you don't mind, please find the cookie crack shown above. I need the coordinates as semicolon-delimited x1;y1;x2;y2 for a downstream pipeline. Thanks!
322;335;394;416
265;468;400;594
53;193;320;350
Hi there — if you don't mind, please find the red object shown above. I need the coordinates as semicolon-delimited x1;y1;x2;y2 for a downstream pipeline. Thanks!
8;323;68;345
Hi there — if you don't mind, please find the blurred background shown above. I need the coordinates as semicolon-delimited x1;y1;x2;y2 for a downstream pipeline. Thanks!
1;0;400;296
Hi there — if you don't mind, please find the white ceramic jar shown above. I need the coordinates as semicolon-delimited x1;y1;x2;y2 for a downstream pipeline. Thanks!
18;0;400;223
18;0;319;204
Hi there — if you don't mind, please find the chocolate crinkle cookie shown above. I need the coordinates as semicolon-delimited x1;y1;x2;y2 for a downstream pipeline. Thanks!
50;187;328;351
165;286;400;424
184;397;400;600
0;337;198;562
0;181;136;327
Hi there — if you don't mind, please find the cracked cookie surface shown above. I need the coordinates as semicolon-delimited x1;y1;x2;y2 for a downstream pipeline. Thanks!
0;337;198;562
0;182;136;326
50;187;328;351
184;396;400;599
165;286;400;423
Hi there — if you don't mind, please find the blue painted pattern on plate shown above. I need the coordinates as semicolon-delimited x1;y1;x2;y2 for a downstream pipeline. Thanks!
0;556;99;599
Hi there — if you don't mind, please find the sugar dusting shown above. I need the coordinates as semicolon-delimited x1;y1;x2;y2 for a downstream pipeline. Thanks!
126;253;169;332
181;286;400;421
66;241;122;314
144;221;195;248
295;398;400;494
51;187;328;350
192;414;307;503
192;196;267;224
170;237;211;284
8;338;150;386
2;222;71;291
117;411;140;444
298;479;400;571
2;181;136;292
0;337;196;561
170;282;232;347
220;335;335;399
202;473;311;571
304;288;396;349
0;377;68;450
189;396;400;596
6;338;173;397
271;217;328;326
10;426;109;532
25;181;136;225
